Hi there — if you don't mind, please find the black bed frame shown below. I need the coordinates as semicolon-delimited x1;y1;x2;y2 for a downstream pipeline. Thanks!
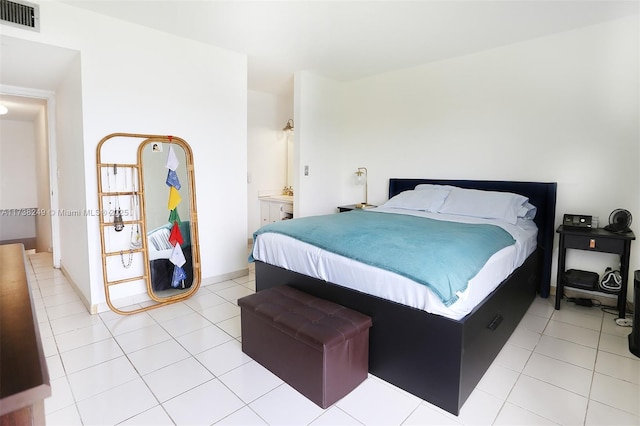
255;178;557;415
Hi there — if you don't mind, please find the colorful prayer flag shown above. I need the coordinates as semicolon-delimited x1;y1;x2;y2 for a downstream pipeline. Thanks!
168;208;181;224
165;145;179;171
166;169;181;190
171;265;187;288
168;186;181;210
169;221;184;247
169;242;186;267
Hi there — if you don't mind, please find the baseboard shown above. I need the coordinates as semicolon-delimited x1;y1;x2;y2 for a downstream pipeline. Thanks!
90;267;251;314
201;268;250;287
59;264;96;314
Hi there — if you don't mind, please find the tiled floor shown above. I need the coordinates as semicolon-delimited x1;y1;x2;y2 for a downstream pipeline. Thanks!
27;252;639;425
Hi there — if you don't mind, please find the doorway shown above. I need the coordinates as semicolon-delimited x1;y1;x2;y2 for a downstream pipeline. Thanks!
0;90;60;267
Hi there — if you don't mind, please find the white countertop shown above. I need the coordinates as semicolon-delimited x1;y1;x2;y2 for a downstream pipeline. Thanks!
259;194;293;203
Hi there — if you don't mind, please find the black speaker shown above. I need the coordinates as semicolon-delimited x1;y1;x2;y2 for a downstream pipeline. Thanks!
629;271;640;358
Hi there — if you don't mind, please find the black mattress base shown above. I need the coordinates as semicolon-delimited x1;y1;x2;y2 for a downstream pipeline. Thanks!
255;249;540;415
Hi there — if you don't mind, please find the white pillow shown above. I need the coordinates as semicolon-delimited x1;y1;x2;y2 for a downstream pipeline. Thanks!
518;202;537;220
383;189;450;212
437;187;528;224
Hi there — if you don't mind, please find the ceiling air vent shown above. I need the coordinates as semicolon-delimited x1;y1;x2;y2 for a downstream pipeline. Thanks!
1;0;39;32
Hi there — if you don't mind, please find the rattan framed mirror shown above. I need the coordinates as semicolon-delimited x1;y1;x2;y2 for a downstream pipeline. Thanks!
96;133;200;315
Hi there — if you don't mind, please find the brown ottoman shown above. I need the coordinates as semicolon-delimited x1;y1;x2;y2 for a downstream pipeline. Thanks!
238;285;372;408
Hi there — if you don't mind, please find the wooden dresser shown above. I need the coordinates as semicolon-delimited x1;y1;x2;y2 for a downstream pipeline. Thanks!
0;244;51;425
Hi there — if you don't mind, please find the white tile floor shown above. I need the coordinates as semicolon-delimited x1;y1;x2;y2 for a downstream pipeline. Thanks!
27;252;639;425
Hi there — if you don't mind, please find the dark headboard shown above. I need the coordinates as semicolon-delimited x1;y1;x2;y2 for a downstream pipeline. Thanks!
389;178;557;297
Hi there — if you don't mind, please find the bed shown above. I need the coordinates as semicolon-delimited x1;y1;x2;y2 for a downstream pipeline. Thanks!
251;178;557;415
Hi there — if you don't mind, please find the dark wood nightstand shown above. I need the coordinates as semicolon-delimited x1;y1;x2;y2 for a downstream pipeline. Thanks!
555;225;635;318
337;204;358;212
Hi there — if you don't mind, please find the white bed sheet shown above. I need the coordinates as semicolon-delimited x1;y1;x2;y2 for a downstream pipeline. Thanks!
252;208;538;320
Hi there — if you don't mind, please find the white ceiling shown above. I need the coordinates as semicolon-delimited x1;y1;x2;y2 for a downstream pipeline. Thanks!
62;0;639;97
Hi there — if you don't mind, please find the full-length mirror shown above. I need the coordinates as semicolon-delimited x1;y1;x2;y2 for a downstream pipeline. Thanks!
141;140;197;299
96;133;200;315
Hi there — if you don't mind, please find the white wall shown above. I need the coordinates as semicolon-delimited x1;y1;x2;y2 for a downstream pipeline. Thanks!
0;119;37;209
0;118;38;242
247;90;292;238
294;72;348;218
295;16;639;300
0;105;53;251
1;2;248;312
55;53;91;304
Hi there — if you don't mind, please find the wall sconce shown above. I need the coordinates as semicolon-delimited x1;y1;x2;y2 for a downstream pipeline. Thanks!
355;167;369;208
282;119;294;132
0;104;8;115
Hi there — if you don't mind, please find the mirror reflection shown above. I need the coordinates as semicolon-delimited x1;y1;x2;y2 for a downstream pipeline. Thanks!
141;141;195;298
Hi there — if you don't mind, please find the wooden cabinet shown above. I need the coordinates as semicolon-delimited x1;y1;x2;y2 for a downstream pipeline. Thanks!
260;196;293;224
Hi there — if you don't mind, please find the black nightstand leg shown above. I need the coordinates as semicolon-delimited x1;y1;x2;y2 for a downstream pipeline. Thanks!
617;240;632;318
555;235;566;310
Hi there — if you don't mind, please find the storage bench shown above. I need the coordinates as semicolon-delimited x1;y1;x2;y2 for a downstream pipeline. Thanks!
238;285;372;408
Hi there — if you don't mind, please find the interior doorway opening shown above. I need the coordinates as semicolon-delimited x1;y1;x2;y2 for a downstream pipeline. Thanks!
0;89;60;267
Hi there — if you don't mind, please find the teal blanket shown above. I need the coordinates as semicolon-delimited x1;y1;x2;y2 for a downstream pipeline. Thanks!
252;210;515;306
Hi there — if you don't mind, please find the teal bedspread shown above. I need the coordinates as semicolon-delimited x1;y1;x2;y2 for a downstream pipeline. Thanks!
252;210;515;306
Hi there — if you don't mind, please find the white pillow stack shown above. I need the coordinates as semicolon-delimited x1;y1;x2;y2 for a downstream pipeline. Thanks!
381;184;536;224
